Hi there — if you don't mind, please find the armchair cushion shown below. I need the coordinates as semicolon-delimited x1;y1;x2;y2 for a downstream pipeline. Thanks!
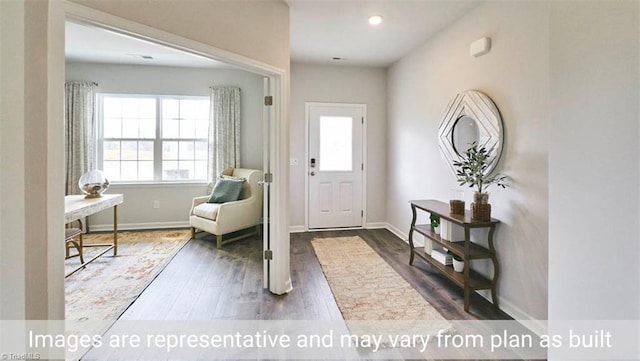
207;176;245;203
192;203;221;220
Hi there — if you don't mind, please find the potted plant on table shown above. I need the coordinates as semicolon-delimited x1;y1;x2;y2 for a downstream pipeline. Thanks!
453;142;508;221
448;251;465;272
430;213;440;234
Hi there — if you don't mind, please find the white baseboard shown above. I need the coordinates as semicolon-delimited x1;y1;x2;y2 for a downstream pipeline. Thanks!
290;222;391;233
289;225;306;233
384;222;407;241
476;290;546;336
89;221;190;232
365;222;387;229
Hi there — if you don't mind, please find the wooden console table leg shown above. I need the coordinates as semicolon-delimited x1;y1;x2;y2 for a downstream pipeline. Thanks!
491;288;499;309
488;225;499;309
464;287;471;312
408;205;417;265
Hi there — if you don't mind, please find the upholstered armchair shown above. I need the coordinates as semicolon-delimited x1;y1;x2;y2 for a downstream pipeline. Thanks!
189;168;263;248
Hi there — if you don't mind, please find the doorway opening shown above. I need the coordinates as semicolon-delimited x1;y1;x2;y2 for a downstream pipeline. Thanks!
53;2;291;323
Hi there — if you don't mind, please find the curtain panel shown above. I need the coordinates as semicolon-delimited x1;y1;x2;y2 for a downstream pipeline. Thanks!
208;86;241;180
65;81;97;195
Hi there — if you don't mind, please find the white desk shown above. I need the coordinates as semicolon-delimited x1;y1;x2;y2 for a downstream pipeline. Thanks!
65;194;124;277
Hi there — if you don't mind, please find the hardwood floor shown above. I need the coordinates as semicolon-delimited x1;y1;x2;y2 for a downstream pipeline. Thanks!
121;228;511;321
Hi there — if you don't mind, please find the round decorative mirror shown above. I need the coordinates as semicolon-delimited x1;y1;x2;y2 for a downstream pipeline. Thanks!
452;115;479;156
438;90;504;176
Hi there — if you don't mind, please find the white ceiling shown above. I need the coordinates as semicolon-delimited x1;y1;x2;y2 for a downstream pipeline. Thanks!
65;1;481;69
287;0;481;67
65;21;230;68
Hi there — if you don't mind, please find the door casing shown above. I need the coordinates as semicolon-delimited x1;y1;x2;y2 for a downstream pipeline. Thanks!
304;102;367;231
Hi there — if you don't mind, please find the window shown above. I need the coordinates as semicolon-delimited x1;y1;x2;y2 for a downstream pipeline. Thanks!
98;94;210;182
319;116;353;171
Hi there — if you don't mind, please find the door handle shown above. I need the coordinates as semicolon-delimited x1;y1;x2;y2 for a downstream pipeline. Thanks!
310;171;316;176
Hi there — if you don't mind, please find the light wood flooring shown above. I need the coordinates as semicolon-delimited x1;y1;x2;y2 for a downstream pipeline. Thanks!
120;228;511;321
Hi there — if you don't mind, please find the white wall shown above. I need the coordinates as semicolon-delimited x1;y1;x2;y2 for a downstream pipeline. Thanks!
66;62;265;229
387;2;549;321
290;63;388;229
1;0;66;320
1;0;28;319
548;1;639;321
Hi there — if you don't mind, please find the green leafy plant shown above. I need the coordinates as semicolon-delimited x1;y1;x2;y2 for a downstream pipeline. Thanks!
453;142;508;193
447;250;463;262
430;213;440;228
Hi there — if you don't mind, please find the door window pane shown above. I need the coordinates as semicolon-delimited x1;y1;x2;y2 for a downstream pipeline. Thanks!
319;116;353;171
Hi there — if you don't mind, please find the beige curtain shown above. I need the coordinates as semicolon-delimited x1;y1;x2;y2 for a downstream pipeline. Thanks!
208;86;241;180
65;81;96;195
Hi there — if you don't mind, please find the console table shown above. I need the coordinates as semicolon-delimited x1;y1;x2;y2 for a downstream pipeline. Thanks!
408;199;500;312
65;194;123;277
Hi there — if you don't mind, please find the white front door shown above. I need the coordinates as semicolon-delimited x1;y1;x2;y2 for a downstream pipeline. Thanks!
307;103;365;229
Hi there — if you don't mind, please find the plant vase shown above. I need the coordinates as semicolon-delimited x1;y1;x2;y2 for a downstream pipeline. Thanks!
434;225;440;235
471;192;491;221
452;258;465;273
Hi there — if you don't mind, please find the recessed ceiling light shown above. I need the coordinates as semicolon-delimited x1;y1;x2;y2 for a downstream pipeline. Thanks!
368;15;383;26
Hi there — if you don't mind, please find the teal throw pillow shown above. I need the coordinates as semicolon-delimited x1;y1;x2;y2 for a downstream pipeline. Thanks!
207;177;245;203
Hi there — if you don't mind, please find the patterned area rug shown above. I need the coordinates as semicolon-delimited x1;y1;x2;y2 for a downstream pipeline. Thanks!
311;236;448;322
65;229;190;327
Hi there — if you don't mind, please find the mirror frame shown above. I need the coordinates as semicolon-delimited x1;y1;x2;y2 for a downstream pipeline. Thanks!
438;90;504;176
